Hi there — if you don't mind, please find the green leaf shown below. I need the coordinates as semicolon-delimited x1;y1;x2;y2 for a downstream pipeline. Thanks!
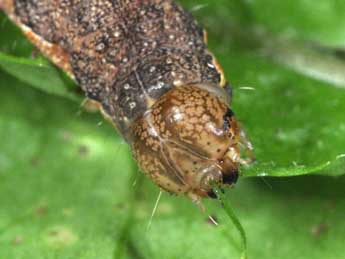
0;71;136;258
0;12;33;56
183;0;345;46
213;185;247;259
1;2;345;259
247;0;345;47
213;50;345;178
0;52;79;101
0;13;79;101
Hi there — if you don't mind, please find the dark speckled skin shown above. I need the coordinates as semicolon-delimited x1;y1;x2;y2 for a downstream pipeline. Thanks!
9;0;222;139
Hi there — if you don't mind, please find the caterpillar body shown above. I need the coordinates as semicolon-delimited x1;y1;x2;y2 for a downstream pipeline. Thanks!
0;0;253;202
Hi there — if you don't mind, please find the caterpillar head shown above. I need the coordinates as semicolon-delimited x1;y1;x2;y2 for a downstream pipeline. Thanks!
130;84;245;202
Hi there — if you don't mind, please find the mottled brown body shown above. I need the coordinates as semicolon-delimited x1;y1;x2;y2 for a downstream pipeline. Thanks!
0;0;253;201
132;85;242;200
1;0;223;138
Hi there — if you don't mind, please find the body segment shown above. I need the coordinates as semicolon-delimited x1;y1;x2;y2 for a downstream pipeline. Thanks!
0;0;253;201
1;0;223;138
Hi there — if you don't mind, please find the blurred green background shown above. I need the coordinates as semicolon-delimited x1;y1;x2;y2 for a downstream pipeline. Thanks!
0;0;345;258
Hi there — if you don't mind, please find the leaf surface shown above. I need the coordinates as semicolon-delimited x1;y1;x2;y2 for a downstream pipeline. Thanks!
1;2;345;258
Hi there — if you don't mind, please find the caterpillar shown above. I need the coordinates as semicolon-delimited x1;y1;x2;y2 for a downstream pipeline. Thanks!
0;0;254;202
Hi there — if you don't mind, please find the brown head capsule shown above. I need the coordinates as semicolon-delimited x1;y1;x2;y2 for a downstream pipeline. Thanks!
130;84;244;202
0;0;254;202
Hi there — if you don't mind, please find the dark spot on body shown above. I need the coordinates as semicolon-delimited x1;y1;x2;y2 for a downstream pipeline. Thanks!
222;170;239;185
207;189;217;199
223;108;234;131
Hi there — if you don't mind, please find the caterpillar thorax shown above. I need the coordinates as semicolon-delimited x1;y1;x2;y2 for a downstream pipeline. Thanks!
0;0;253;201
